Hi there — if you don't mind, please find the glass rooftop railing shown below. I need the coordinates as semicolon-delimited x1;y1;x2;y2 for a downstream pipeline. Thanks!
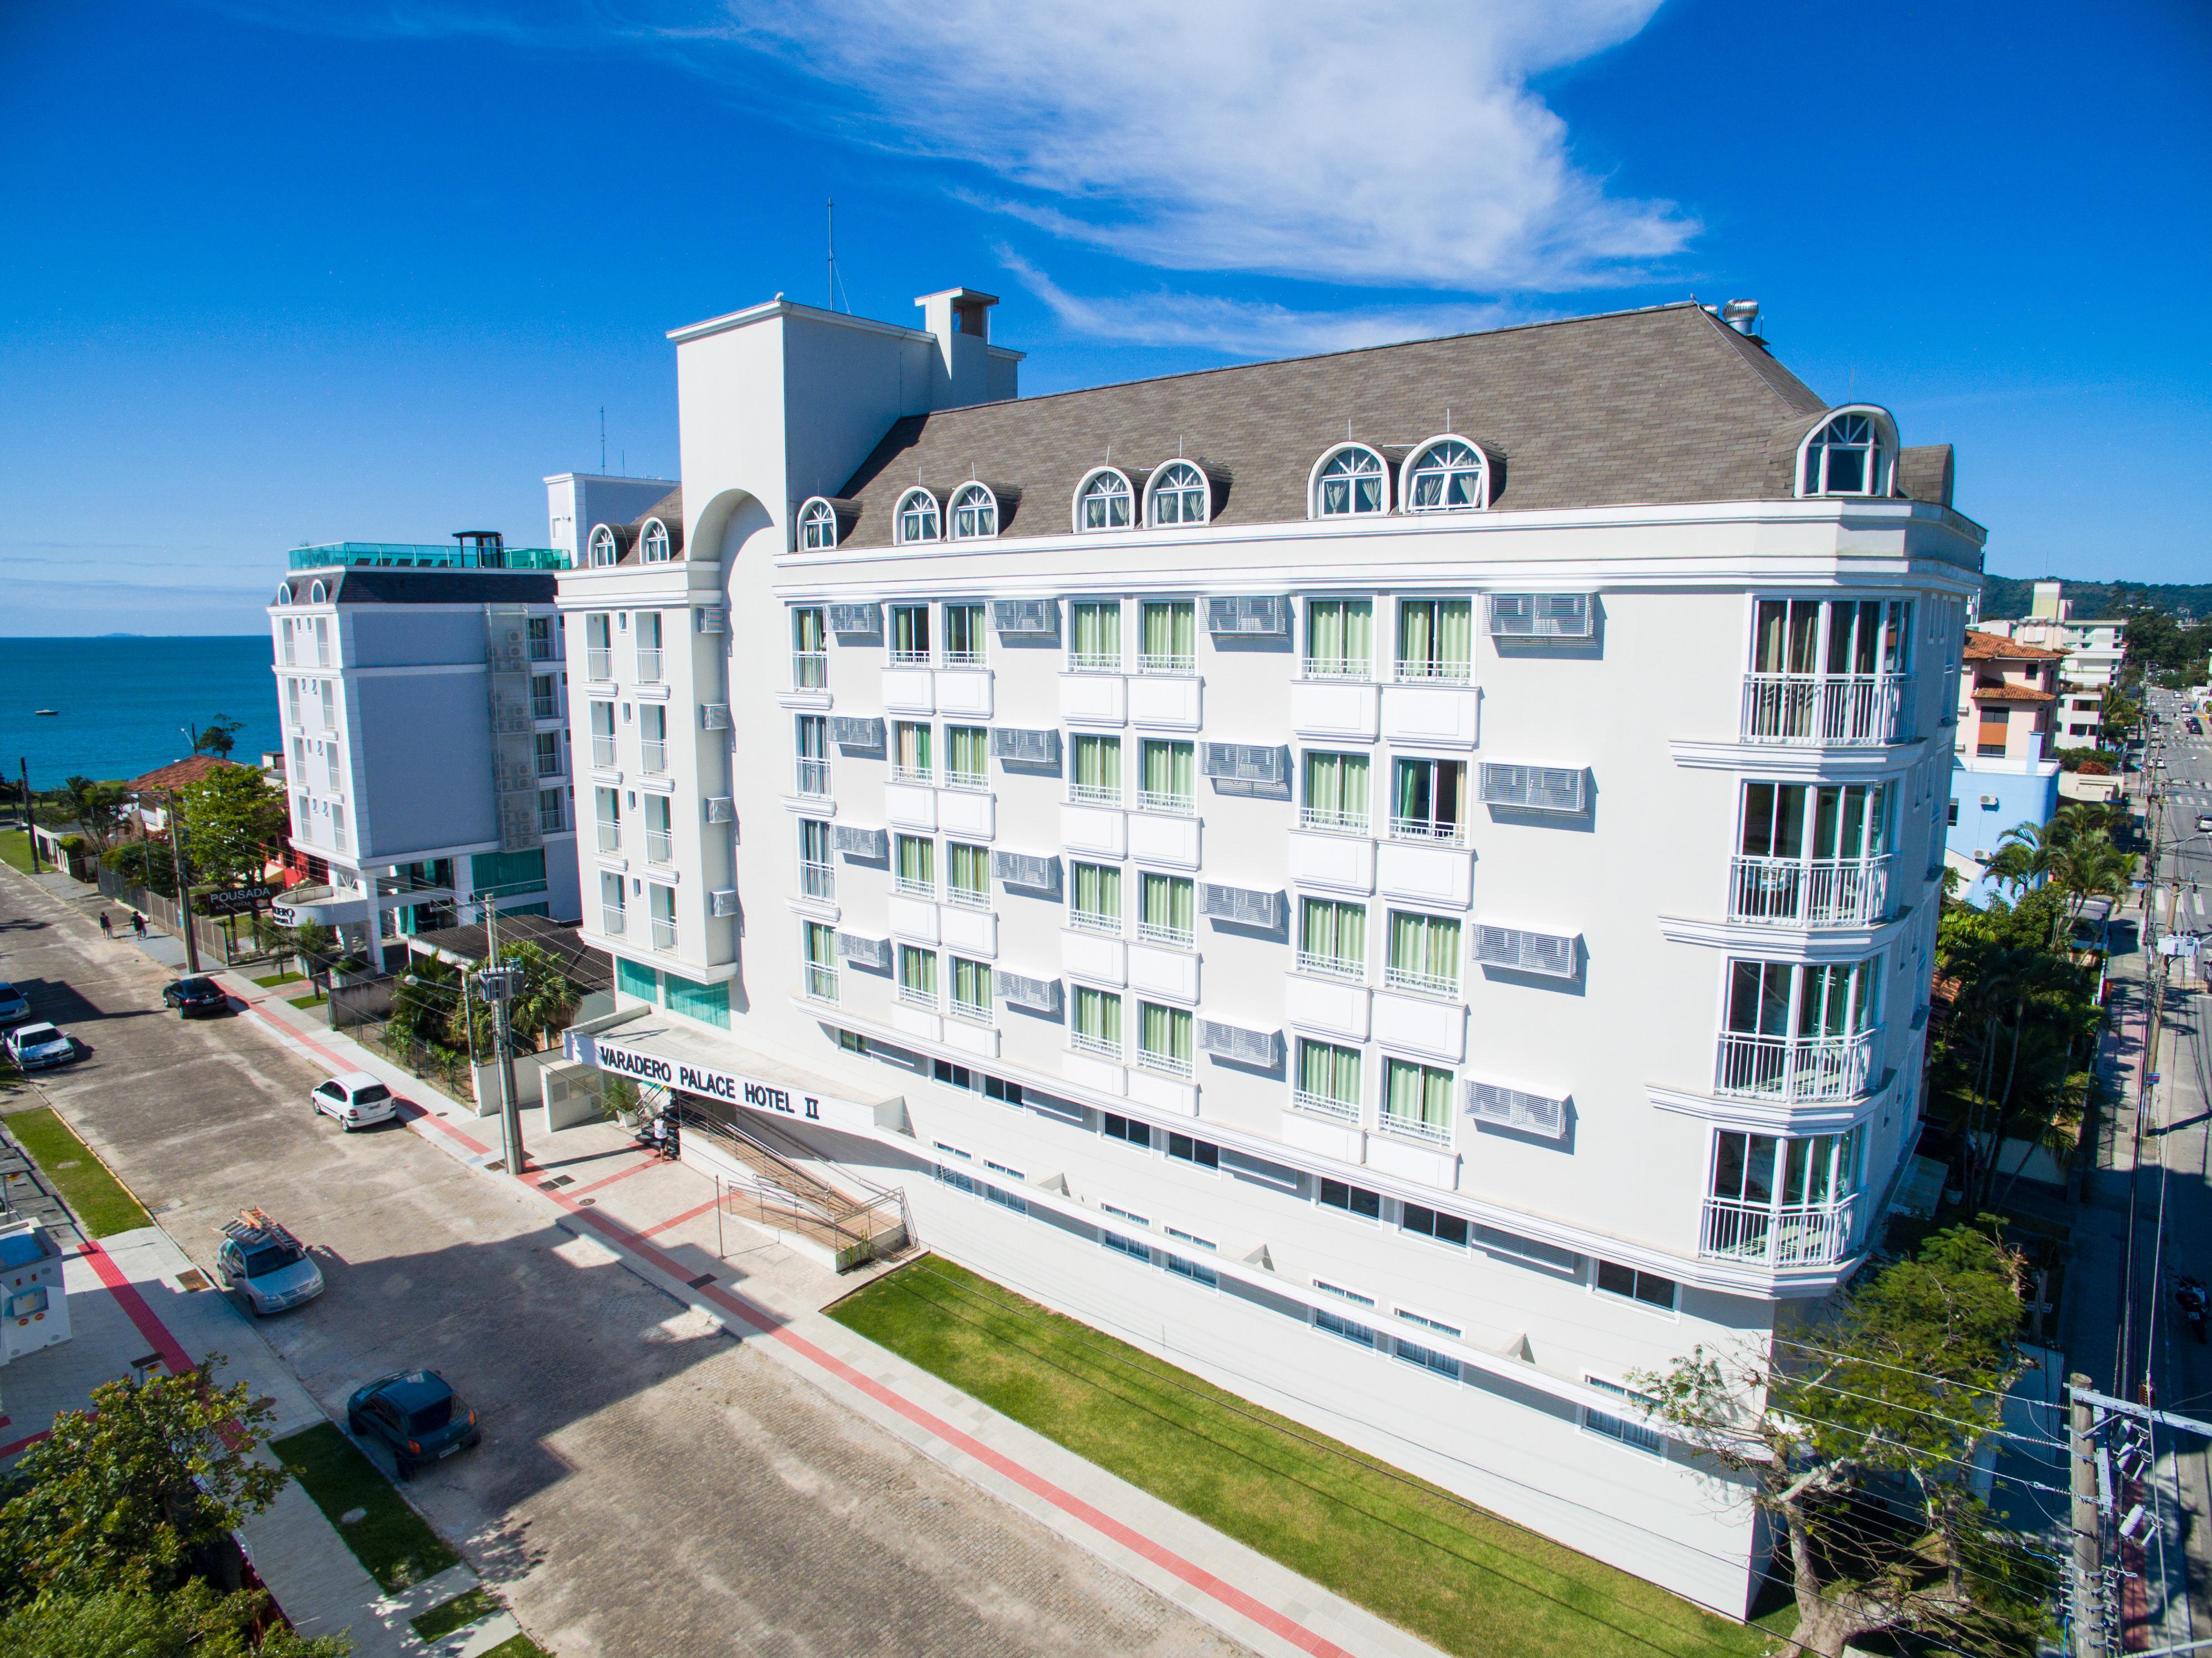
288;543;571;572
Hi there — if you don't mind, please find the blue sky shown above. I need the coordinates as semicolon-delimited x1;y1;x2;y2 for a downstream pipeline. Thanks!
2;0;2206;634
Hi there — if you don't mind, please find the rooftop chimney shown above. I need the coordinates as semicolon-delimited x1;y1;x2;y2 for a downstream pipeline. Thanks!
914;287;1004;410
1720;299;1761;336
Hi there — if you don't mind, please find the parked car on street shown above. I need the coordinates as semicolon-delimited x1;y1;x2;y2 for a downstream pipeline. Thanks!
346;1369;479;1479
4;1022;76;1071
214;1207;325;1315
162;976;230;1017
2198;813;2212;834
0;982;28;1024
311;1072;397;1130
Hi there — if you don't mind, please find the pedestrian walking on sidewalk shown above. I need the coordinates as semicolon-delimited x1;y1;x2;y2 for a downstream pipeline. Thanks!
130;910;146;938
98;910;112;938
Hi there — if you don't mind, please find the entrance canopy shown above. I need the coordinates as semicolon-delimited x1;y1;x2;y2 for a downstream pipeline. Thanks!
564;1011;903;1139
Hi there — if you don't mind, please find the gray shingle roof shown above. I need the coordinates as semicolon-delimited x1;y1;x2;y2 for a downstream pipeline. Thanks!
304;569;558;605
829;303;1871;548
597;487;685;565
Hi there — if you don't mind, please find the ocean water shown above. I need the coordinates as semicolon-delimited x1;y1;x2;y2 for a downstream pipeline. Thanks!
0;637;280;787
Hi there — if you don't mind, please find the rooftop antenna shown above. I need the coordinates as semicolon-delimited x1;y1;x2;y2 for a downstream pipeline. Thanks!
600;408;606;473
827;198;837;313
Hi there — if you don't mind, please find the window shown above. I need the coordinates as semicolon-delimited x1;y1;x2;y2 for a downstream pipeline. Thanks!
1137;1002;1193;1077
898;944;939;1007
943;602;987;666
285;678;301;728
797;498;838;551
588;525;618;566
1721;958;1880;1098
803;921;837;1000
794;714;830;796
1304;599;1373;679
895;488;941;544
1705;1128;1862;1263
1301;750;1371;832
1138;600;1196;673
944;725;987;789
1102;1112;1149;1148
1313;445;1387;516
1396;1339;1462;1381
894;834;935;897
1069;600;1122;671
889;605;931;665
951;955;992;1021
1166;1132;1218;1170
791;607;827;689
1396;598;1473;682
1072;985;1123;1057
648;881;676;950
534;730;562;777
1381;1058;1454;1146
1076;468;1134;531
1594;1260;1678;1312
1298;897;1366;981
1148;462;1209;526
1071;861;1123;933
949;484;997;540
1163;1249;1219;1288
1138;873;1194;948
638;704;668;774
1296;1040;1363;1122
1391;757;1467;842
644;794;673;864
585;612;612;680
799;819;834;900
1313;1307;1377;1348
1102;1230;1150;1261
1071;734;1122;805
1138;739;1194;813
1799;411;1891;497
537;787;565;833
595;786;621;853
320;679;336;728
1401;1203;1470;1248
635;611;663;683
1385;911;1461;997
531;674;560;720
640;520;672;562
1404;438;1487;511
600;871;626;934
892;721;934;784
1583;1377;1663;1454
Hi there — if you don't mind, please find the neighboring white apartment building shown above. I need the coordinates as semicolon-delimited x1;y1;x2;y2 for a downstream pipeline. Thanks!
1977;579;2126;745
552;291;1979;1615
269;537;582;954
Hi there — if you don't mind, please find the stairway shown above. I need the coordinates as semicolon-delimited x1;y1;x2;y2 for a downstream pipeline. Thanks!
674;1107;909;1271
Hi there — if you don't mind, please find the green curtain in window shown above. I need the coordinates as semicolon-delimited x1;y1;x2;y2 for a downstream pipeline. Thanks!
949;842;989;896
1303;751;1368;817
899;946;936;996
1074;735;1121;792
1399;599;1471;671
1072;602;1120;659
1300;898;1365;965
1385;1059;1452;1128
947;725;986;777
894;723;931;771
1076;986;1122;1042
1143;740;1193;799
945;604;984;658
800;819;831;864
805;922;835;965
616;956;660;1002
1308;600;1371;666
892;606;928;656
1389;912;1460;984
1141;873;1193;934
792;608;825;652
1299;1038;1359;1103
897;836;934;887
1142;602;1195;661
952;956;990;1012
665;973;731;1030
1073;862;1122;920
1140;1002;1191;1062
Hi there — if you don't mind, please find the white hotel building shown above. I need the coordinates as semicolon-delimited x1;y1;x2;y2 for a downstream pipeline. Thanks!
554;289;1979;1614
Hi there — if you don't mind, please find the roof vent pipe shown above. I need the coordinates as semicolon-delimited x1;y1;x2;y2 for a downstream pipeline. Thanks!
1721;299;1760;336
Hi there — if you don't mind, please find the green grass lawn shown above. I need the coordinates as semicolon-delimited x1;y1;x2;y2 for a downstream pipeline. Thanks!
0;829;34;875
270;1422;460;1592
411;1585;503;1642
287;990;328;1009
252;970;305;987
830;1258;1789;1658
478;1634;550;1658
6;1106;150;1236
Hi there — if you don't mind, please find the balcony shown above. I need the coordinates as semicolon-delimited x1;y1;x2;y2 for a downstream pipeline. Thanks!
1069;909;1122;936
889;647;932;668
596;820;621;854
601;904;626;936
894;876;936;899
1728;854;1894;928
587;648;613;683
897;982;939;1010
1071;1029;1123;1060
651;915;677;951
1136;653;1195;676
1716;1028;1876;1102
943;767;987;792
640;740;668;775
1292;1088;1359;1123
1296;950;1365;983
792;651;828;690
592;735;617;769
636;648;663;684
804;964;838;1002
1389;814;1467;846
1137;920;1194;950
1740;673;1911;746
1300;806;1369;836
1375;1111;1452;1149
1069;782;1122;807
531;693;560;720
795;759;831;797
1068;652;1122;674
801;861;835;901
1701;1195;1856;1268
1392;659;1471;686
1300;657;1372;682
646;829;673;865
1136;789;1194;816
888;764;934;787
1384;964;1460;999
1136;1046;1193;1079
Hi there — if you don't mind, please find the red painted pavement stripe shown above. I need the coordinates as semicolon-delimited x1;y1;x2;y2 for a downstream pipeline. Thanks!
76;1240;193;1374
233;999;491;1156
564;1155;661;1198
638;1196;722;1238
537;1186;1353;1657
0;1429;53;1459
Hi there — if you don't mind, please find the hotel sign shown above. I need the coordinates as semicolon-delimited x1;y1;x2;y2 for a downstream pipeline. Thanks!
567;1031;879;1136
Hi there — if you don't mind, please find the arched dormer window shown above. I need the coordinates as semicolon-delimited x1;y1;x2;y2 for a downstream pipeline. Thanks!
588;525;618;567
796;498;839;550
1075;468;1133;532
309;580;327;603
1310;444;1389;517
1404;437;1488;511
950;483;998;540
639;520;672;562
1146;462;1210;527
895;487;941;545
1798;410;1896;498
274;583;293;606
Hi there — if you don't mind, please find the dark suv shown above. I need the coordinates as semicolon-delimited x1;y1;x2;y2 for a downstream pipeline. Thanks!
162;976;229;1017
346;1370;480;1479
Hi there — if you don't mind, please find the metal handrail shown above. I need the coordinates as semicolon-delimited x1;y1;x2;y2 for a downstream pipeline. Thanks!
1700;1194;1855;1267
1728;853;1894;926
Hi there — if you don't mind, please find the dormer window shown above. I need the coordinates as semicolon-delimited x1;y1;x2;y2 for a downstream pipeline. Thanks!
309;580;327;603
896;487;941;545
274;584;293;605
797;498;838;551
639;520;672;562
588;525;618;567
950;483;998;540
1076;468;1133;532
1799;411;1894;497
1312;444;1388;517
1404;438;1488;511
1146;462;1210;527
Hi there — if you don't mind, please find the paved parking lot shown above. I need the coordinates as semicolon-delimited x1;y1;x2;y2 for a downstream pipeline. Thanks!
0;873;1242;1658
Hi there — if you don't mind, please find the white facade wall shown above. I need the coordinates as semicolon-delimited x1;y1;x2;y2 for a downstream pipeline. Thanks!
551;299;1981;1615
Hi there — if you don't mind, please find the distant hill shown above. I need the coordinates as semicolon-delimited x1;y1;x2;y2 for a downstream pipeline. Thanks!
1980;576;2212;622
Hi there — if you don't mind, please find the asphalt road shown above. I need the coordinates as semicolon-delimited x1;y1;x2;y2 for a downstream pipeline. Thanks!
0;869;1241;1658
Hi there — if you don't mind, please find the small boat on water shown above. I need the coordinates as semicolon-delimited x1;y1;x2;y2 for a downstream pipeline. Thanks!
33;709;58;716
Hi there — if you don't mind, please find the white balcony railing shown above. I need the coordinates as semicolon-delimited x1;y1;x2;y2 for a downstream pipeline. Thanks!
946;884;989;910
1300;657;1372;682
792;651;828;690
1068;652;1121;674
800;862;835;901
586;647;613;682
1069;782;1121;806
636;648;663;684
1137;920;1195;950
795;759;831;796
602;904;626;936
1136;789;1194;816
943;768;988;792
893;876;935;899
944;648;986;668
1384;964;1460;999
1292;1088;1359;1123
1069;908;1121;935
591;735;617;769
804;964;839;1003
1393;659;1472;685
1136;653;1195;676
1138;1047;1193;1078
1376;1111;1452;1148
888;647;931;667
651;915;677;951
1728;854;1894;927
1071;1030;1123;1060
640;740;667;775
1390;814;1466;845
888;764;933;786
1716;1028;1876;1102
1701;1195;1856;1268
897;984;939;1009
1739;672;1911;747
646;830;673;865
1297;950;1365;982
1300;806;1369;835
596;821;621;854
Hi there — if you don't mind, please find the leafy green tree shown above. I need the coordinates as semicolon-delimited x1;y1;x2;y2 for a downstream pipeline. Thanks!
62;776;131;857
0;1367;284;1604
176;767;287;887
450;939;575;1053
0;1580;349;1657
101;840;176;897
391;959;465;1056
191;715;247;760
1639;1226;2051;1658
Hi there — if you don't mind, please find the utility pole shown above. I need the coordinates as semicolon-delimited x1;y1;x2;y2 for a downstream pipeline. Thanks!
168;792;201;975
2071;1373;2108;1657
19;759;38;874
474;894;526;1175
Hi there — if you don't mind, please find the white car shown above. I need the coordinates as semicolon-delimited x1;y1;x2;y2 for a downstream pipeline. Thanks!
0;981;28;1024
5;1022;75;1071
311;1071;397;1130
